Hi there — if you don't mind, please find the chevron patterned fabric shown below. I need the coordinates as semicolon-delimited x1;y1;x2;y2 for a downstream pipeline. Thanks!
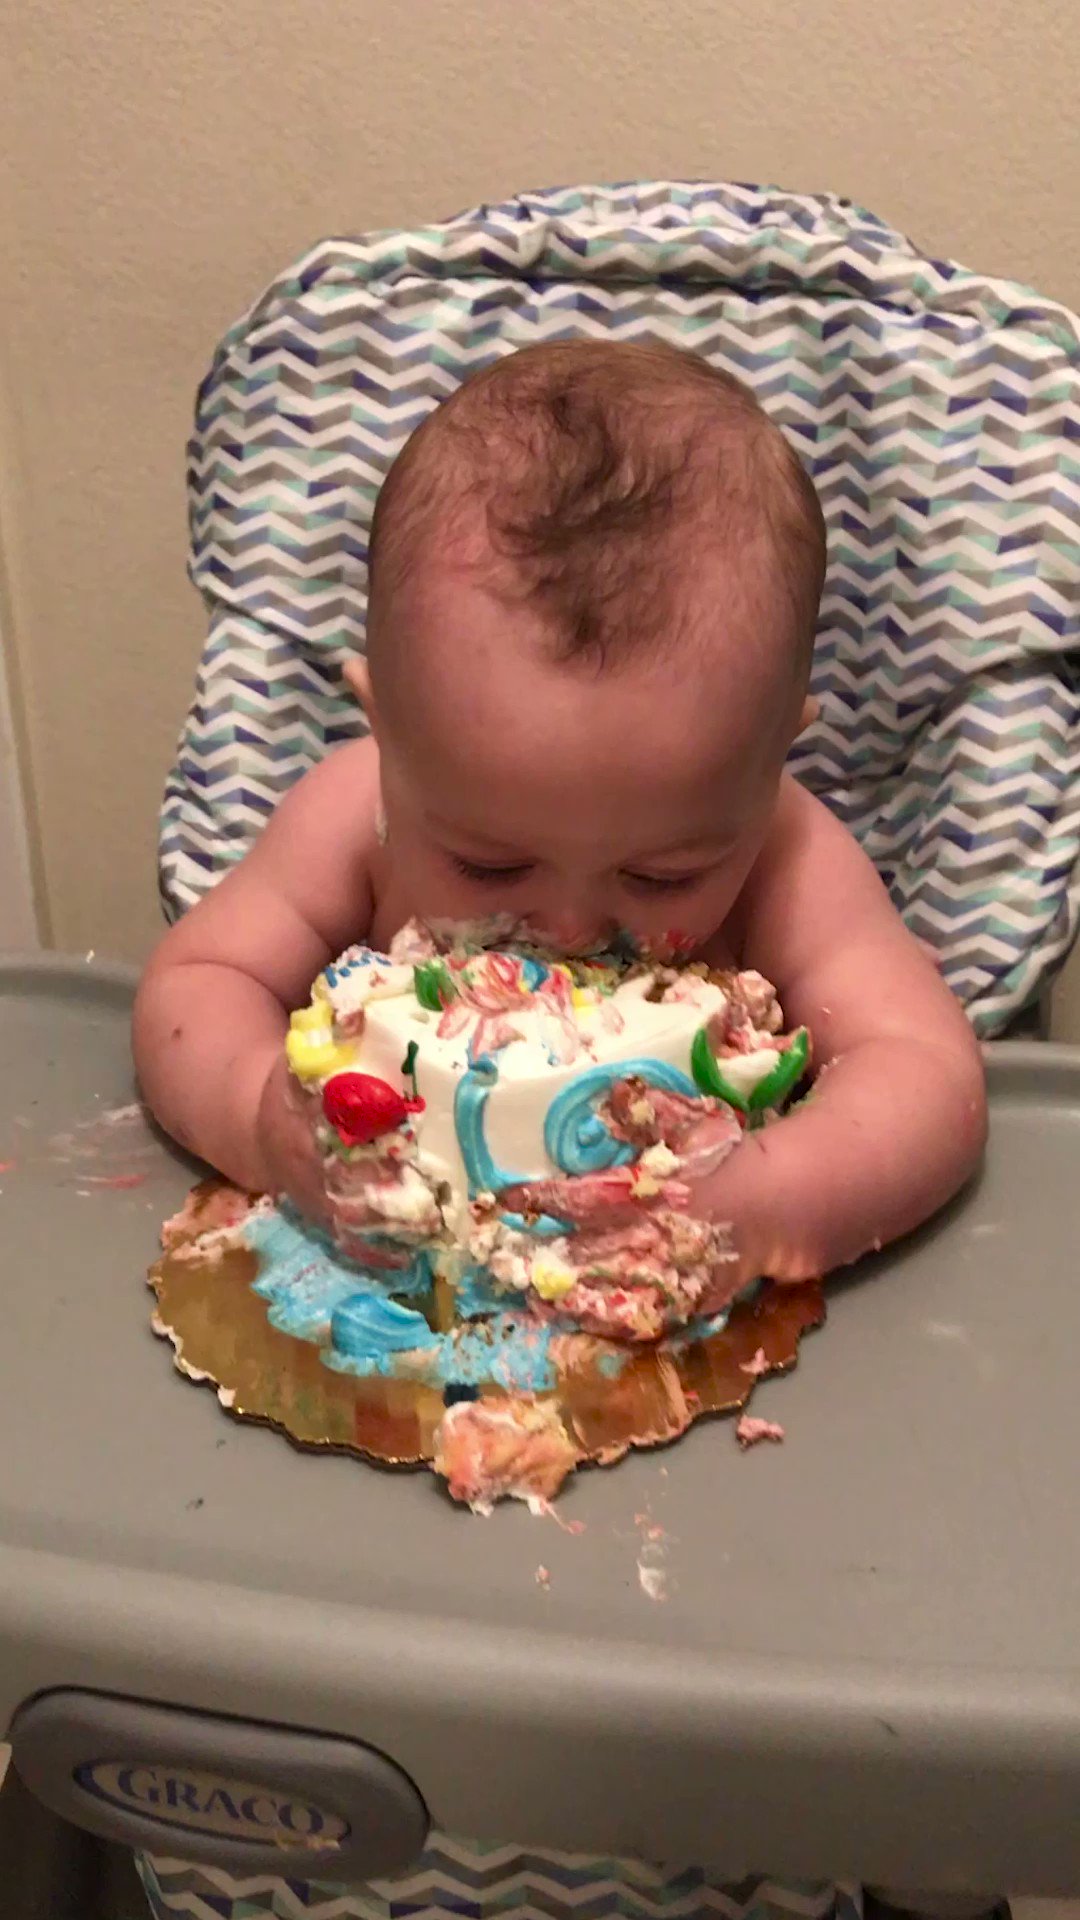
135;1836;862;1920
161;178;1080;1035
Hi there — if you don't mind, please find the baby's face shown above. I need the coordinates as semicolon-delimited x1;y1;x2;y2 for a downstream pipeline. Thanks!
366;566;803;956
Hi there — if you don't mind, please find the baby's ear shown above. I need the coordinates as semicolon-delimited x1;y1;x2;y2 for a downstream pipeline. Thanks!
343;657;375;723
794;694;820;737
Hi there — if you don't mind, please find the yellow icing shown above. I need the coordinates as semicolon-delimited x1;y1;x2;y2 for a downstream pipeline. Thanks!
291;1004;330;1031
286;1006;358;1082
531;1255;577;1302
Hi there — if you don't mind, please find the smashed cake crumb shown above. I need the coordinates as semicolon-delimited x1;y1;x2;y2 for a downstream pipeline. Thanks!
736;1414;785;1449
739;1346;769;1378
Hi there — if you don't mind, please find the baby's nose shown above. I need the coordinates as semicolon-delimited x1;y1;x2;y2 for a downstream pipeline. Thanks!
525;907;615;954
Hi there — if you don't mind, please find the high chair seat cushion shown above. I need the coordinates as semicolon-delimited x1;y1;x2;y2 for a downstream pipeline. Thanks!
161;180;1080;1034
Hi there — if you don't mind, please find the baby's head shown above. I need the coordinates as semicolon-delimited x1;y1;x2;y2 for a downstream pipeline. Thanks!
350;339;825;952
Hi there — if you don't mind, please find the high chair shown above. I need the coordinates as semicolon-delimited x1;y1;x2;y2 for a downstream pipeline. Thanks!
2;180;1078;1920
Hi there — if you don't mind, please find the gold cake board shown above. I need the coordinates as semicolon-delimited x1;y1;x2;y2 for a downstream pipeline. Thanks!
150;1180;825;1478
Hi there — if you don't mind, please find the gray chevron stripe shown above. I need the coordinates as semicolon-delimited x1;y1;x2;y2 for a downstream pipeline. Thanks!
136;1844;861;1920
163;178;1080;1043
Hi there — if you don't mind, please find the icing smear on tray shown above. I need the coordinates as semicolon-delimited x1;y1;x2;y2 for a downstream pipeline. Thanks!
169;919;812;1511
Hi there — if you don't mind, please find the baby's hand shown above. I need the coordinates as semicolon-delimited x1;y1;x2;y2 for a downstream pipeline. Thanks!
254;1055;331;1227
684;776;988;1302
689;1125;819;1308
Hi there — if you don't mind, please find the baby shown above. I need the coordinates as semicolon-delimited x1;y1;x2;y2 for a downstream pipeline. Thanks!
134;339;987;1301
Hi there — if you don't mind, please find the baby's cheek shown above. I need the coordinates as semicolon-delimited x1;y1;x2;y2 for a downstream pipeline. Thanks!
392;836;503;919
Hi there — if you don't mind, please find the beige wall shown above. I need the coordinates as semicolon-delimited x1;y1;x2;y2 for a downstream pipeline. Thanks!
0;0;1078;1008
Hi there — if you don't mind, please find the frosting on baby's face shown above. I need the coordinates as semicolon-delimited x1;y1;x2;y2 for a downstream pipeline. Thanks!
364;563;807;957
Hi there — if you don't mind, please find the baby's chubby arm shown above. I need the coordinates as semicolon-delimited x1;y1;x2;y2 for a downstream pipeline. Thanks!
133;741;381;1208
695;779;988;1298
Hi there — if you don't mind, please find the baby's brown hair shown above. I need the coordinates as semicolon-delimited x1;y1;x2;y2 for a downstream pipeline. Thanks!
368;339;825;673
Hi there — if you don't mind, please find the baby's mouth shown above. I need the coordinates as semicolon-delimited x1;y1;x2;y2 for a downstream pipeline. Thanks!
518;917;618;957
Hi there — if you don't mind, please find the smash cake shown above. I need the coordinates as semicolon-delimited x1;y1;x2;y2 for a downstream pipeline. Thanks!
153;920;819;1512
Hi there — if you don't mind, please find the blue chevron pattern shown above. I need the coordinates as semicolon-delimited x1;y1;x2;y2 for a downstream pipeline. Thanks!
135;1838;862;1920
160;178;1080;1035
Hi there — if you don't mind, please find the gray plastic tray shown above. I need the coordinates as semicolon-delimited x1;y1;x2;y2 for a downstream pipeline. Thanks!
2;957;1079;1893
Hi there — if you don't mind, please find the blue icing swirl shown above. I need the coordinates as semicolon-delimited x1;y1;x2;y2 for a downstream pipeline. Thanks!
454;1055;523;1196
242;1207;557;1389
331;1292;440;1364
454;1261;519;1320
455;1052;700;1230
454;1054;567;1235
440;1317;559;1392
324;1294;561;1392
543;1059;698;1175
245;1210;362;1340
239;1204;731;1397
245;1210;433;1340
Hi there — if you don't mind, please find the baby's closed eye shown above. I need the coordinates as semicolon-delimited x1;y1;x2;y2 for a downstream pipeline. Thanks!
447;854;715;896
450;855;533;885
619;868;712;896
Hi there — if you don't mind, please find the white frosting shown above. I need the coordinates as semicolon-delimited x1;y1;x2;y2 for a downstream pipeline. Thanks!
283;928;804;1345
712;1046;781;1096
330;964;726;1203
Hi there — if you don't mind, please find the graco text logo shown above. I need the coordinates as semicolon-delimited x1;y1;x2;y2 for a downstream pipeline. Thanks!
75;1760;348;1850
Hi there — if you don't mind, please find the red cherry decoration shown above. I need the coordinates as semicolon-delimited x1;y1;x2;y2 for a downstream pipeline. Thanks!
322;1072;411;1146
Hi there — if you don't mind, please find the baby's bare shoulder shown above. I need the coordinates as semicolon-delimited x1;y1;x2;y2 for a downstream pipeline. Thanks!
748;773;872;906
154;738;382;995
243;737;380;937
742;777;974;1056
746;774;914;971
271;736;380;840
728;777;854;948
740;774;911;987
